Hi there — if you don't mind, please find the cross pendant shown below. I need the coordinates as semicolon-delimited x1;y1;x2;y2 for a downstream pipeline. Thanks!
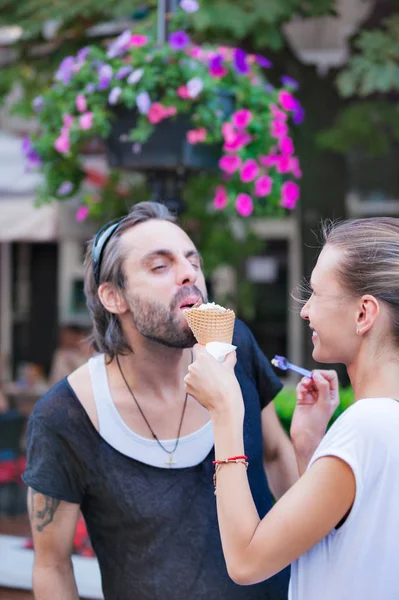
166;453;177;467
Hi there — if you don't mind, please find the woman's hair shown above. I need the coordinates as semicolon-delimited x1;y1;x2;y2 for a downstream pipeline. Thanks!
323;217;399;343
84;201;176;359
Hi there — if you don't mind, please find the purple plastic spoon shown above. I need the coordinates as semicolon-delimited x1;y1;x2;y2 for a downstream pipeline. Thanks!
271;355;312;378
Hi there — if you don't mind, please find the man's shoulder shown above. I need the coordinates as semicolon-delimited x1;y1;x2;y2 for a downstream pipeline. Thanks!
232;318;254;348
31;372;84;427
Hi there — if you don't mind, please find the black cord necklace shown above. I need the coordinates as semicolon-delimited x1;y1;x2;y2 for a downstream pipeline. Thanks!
116;350;193;467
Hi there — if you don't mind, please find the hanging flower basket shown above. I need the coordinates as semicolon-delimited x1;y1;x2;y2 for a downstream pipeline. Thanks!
105;91;233;171
23;0;304;218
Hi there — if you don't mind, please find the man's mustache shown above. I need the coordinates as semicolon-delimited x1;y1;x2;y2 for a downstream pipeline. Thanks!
171;286;205;310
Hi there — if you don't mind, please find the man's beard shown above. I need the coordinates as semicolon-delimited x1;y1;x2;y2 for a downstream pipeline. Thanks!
126;287;206;348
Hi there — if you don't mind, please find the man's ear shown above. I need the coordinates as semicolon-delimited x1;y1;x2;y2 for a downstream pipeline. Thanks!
98;283;128;315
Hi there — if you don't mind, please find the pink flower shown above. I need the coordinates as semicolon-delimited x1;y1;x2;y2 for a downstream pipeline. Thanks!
260;154;278;168
213;186;228;210
62;114;74;128
164;106;177;117
278;90;297;112
186;127;207;144
224;131;251;152
240;159;259;183
276;155;291;173
255;175;273;197
235;193;253;217
54;134;70;154
221;122;235;143
270;104;287;121
187;46;203;60
75;206;89;222
148;103;166;124
290;157;302;179
128;34;148;47
281;181;300;209
177;86;191;99
232;109;253;129
271;120;288;139
147;103;176;124
76;94;87;113
279;137;295;155
219;154;241;174
79;112;94;130
217;46;232;60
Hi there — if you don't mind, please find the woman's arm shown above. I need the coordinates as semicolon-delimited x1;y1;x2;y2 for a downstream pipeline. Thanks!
185;347;355;585
212;408;355;584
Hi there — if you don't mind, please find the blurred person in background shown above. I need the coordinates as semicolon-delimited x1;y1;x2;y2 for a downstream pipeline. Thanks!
49;325;91;386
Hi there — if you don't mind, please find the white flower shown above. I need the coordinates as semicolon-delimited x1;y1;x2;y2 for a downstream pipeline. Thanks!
187;77;203;98
127;68;144;85
136;92;151;114
180;0;199;13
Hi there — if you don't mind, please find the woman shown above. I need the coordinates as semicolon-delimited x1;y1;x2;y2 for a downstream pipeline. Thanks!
185;217;399;600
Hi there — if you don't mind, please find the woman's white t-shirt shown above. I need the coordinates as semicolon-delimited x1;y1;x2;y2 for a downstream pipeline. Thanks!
289;397;399;600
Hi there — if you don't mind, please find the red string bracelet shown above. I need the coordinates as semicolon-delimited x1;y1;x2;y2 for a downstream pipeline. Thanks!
212;455;248;465
212;456;249;495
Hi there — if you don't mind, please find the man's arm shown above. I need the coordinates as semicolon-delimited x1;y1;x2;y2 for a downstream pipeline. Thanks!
28;487;81;600
261;402;298;499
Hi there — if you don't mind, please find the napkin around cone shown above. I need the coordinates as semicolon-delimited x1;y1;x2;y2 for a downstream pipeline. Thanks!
183;306;235;345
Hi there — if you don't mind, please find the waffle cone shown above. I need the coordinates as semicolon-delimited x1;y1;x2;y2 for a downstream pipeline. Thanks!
184;307;235;345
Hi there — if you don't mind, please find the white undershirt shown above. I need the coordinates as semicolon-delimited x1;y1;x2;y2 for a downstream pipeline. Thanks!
88;353;214;469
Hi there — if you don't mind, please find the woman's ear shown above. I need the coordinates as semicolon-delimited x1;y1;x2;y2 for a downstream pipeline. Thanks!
356;295;380;336
98;282;128;315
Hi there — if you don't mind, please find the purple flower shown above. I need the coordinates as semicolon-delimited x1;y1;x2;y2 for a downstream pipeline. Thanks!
21;136;41;167
281;75;299;90
127;68;144;84
132;143;142;154
233;49;250;75
77;47;90;62
115;66;133;80
209;55;227;78
32;96;44;112
256;55;272;69
264;83;275;93
98;64;113;90
106;30;132;59
86;83;96;94
57;181;73;196
108;87;122;105
292;102;305;125
136;91;151;114
54;56;75;85
180;0;199;12
169;31;190;50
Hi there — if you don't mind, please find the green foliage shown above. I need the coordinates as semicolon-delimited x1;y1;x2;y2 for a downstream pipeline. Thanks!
274;385;355;434
0;0;335;49
317;101;399;156
337;16;399;98
189;0;335;49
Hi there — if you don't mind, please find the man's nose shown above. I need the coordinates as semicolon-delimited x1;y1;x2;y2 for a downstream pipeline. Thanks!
176;259;197;286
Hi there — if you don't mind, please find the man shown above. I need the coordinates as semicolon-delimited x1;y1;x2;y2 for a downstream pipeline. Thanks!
23;201;298;600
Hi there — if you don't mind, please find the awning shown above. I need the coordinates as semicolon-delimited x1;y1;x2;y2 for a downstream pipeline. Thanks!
0;197;58;241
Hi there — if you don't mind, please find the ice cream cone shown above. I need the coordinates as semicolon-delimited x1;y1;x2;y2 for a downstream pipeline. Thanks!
184;303;235;345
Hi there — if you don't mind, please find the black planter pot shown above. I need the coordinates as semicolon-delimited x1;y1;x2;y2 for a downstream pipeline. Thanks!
105;93;234;172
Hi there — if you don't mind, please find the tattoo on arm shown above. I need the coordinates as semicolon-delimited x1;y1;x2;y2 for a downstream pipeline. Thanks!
28;489;61;532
